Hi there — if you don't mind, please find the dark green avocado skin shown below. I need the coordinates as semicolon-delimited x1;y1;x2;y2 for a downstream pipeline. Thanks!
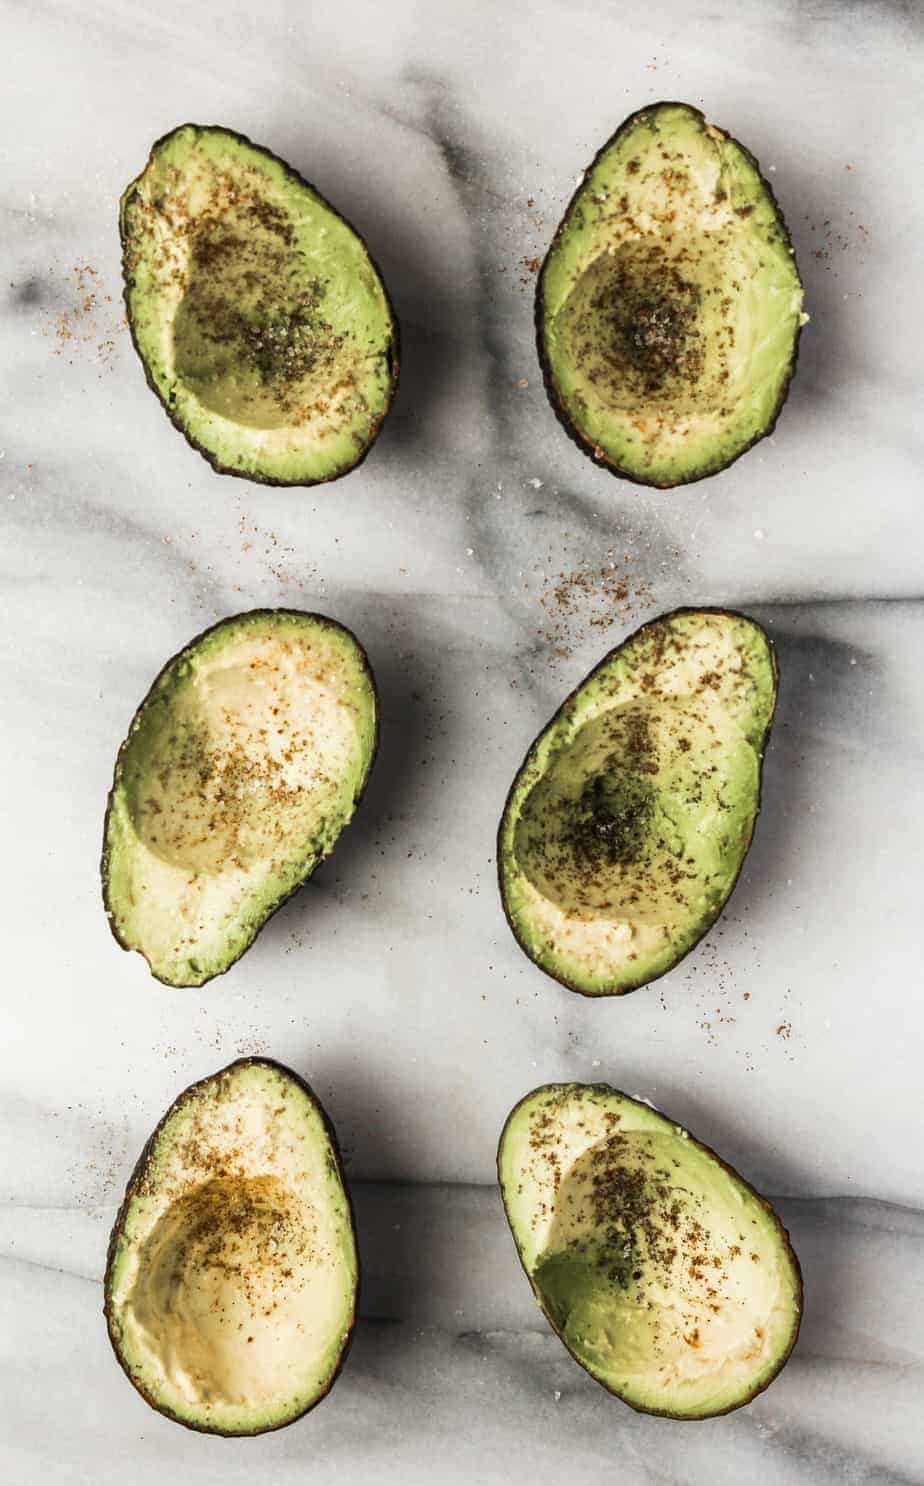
497;1082;803;1419
535;102;804;489
100;608;380;988
496;607;779;997
103;1057;358;1437
120;123;400;488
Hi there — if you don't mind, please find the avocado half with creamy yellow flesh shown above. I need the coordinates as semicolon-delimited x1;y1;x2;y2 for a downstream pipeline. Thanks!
102;609;377;987
121;124;398;484
498;608;776;995
105;1058;357;1435
537;102;805;486
498;1084;801;1418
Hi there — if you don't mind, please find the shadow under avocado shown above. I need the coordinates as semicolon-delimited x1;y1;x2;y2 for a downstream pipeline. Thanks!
630;1067;817;1209
730;615;878;927
256;612;436;951
296;1057;423;1324
266;117;456;461
737;126;854;429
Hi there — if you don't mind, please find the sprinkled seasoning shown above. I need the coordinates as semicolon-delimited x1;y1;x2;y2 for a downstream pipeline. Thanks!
127;164;361;430
104;611;377;986
499;1084;803;1415
39;264;123;367
119;125;398;484
499;610;778;996
105;1060;357;1435
535;552;656;663
537;102;804;486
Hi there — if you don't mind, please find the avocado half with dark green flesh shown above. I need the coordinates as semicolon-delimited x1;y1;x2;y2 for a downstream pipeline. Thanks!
498;609;777;996
102;609;377;987
537;102;805;487
498;1084;801;1418
105;1058;357;1435
120;124;399;484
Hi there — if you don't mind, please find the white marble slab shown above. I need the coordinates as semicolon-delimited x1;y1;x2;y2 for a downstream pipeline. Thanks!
3;1187;923;1484
2;0;923;1479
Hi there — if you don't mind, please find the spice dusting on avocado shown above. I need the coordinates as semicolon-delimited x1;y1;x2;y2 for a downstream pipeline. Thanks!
106;1061;357;1434
131;1075;321;1328
565;238;727;416
120;125;397;482
538;102;804;485
501;1086;802;1417
124;645;333;876
530;1106;746;1353
499;610;777;995
139;723;312;870
587;250;705;396
176;208;345;414
514;680;741;920
104;611;376;986
141;175;361;429
564;711;659;881
571;767;655;872
141;1174;316;1322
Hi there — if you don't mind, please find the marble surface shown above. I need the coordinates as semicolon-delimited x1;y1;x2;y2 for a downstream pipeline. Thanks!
4;1187;924;1484
2;0;923;1480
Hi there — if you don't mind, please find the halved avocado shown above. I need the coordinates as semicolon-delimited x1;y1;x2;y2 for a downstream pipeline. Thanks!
498;1083;801;1419
105;1058;357;1435
498;609;777;996
102;609;377;987
537;102;804;487
121;124;399;484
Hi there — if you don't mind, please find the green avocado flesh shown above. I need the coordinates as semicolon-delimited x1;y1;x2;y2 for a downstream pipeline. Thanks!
105;1059;357;1435
120;124;398;484
498;1084;801;1418
498;610;776;995
102;610;377;987
538;102;804;486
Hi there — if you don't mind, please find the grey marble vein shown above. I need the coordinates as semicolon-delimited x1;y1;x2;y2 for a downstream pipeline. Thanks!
2;1186;923;1483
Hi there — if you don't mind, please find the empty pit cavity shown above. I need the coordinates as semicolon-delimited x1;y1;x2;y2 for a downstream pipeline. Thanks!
121;657;358;875
513;704;670;920
557;235;740;419
126;1174;319;1409
532;1130;779;1386
171;213;342;430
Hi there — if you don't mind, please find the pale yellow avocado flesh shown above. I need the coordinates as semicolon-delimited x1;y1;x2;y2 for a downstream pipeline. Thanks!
498;610;776;995
539;103;804;485
498;1085;801;1418
121;124;397;483
105;1060;357;1434
103;611;377;987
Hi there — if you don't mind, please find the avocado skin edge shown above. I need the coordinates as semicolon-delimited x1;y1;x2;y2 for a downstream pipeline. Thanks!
496;606;779;997
103;1056;359;1436
100;607;380;989
534;101;804;490
497;1082;803;1419
120;123;401;488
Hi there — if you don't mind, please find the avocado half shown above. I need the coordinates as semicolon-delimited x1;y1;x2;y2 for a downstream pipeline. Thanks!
497;608;777;996
102;609;378;988
120;124;399;485
105;1058;357;1435
498;1083;802;1419
537;102;804;487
